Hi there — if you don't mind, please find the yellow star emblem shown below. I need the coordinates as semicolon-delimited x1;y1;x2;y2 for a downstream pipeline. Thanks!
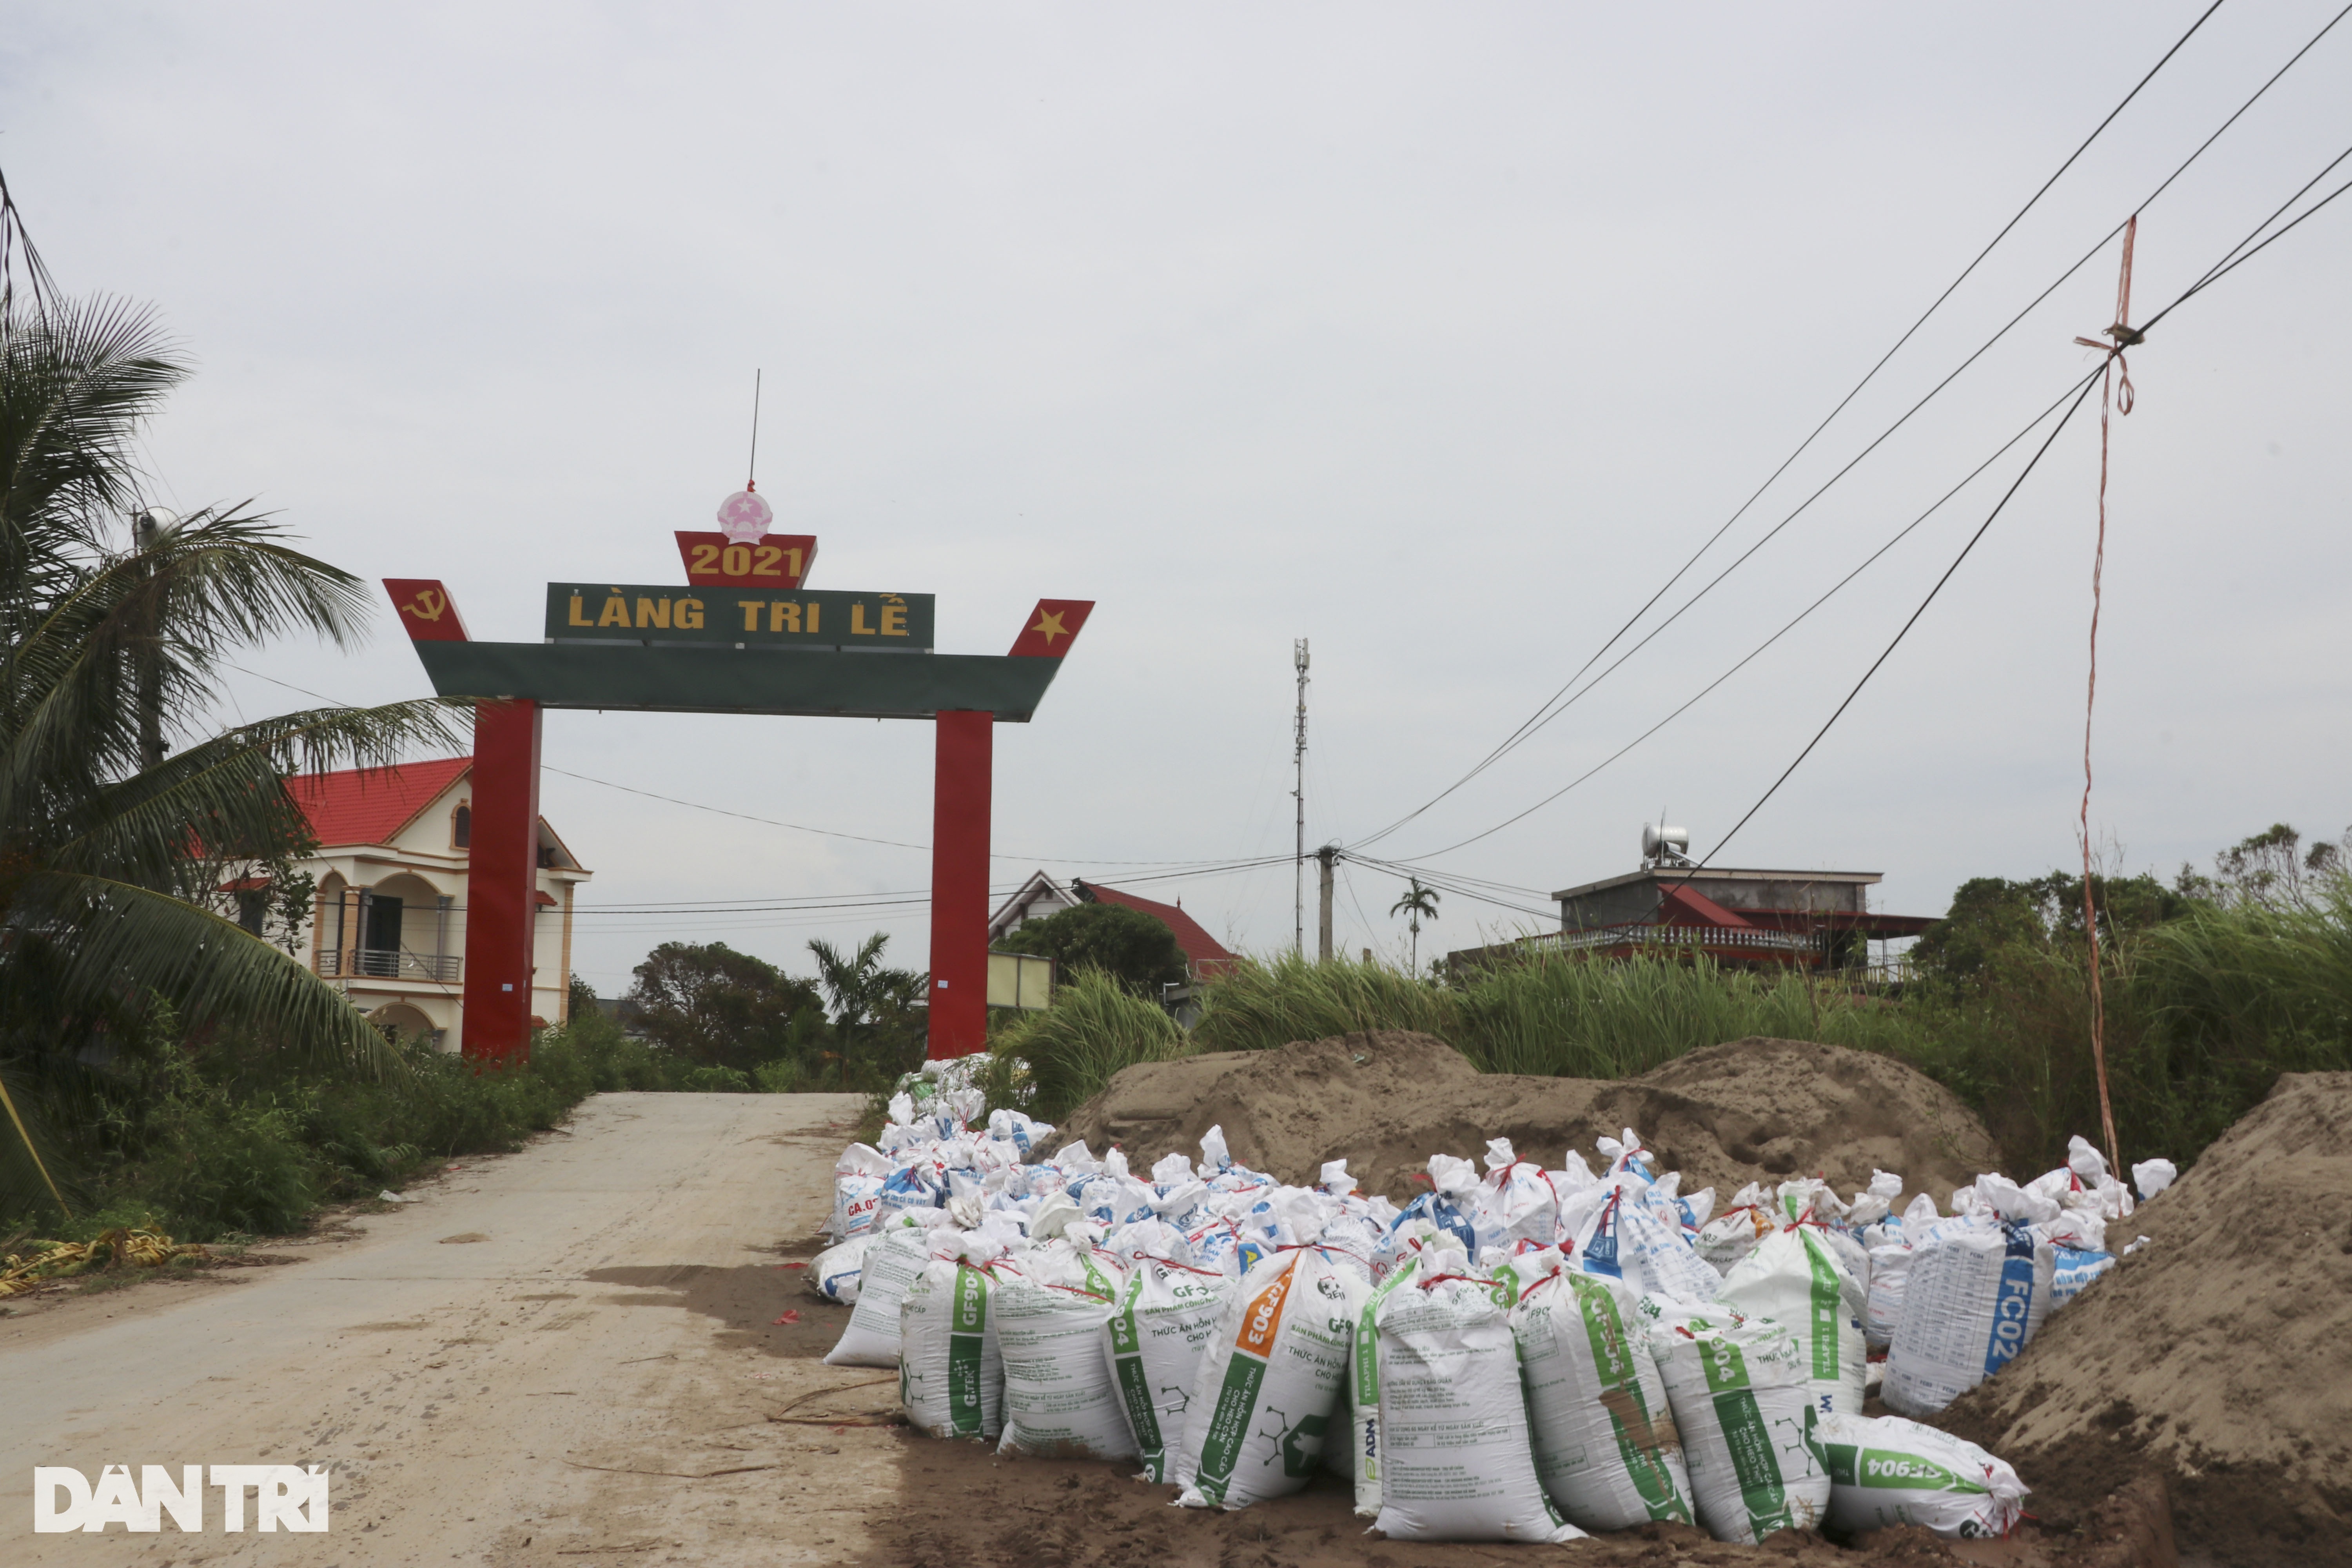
1031;609;1068;644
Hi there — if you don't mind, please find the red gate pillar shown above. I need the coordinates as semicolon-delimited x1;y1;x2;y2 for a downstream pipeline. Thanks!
927;710;993;1058
462;699;543;1065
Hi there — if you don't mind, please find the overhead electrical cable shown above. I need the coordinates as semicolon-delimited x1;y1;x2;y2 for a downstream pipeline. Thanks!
1674;156;2352;881
222;663;1275;873
1350;0;2341;853
1367;54;2352;864
1382;365;2105;861
1338;849;1559;924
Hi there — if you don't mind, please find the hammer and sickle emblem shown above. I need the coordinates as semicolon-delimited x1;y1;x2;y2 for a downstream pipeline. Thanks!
405;588;447;622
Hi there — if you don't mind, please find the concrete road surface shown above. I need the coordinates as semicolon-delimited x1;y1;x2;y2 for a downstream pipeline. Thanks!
6;1091;904;1565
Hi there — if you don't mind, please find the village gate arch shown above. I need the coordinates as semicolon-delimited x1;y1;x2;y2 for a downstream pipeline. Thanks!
383;524;1089;1065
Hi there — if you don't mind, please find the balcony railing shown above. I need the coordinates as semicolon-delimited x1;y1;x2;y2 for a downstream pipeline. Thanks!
1528;923;1819;958
321;947;461;982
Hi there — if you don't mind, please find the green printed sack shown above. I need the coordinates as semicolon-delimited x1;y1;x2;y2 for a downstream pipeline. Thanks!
1511;1268;1696;1532
899;1257;1003;1440
1172;1247;1362;1510
1100;1260;1231;1482
1347;1254;1424;1517
1650;1315;1828;1544
1817;1412;2027;1540
1716;1224;1867;1417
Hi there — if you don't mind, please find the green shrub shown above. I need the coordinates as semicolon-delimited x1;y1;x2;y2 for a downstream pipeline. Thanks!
681;1065;753;1093
752;1057;807;1093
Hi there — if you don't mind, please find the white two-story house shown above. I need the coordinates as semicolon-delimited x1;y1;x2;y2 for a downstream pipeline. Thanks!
265;757;592;1052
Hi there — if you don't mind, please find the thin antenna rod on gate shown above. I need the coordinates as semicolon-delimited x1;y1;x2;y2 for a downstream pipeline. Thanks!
746;369;763;492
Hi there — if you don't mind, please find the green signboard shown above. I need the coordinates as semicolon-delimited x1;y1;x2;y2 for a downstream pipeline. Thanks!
546;583;935;650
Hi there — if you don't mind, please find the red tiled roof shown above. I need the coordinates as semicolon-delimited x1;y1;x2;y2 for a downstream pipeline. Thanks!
1656;881;1756;929
285;757;470;848
534;890;558;907
1080;882;1239;976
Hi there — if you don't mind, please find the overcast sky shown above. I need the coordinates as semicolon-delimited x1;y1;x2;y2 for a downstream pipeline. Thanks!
7;3;2347;993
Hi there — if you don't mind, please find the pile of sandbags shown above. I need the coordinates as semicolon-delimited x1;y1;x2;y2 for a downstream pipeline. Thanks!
817;1060;2165;1546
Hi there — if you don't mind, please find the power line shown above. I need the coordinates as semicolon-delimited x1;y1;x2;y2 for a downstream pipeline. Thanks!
1352;0;2337;852
1390;129;2352;873
1340;849;1559;924
1701;375;2105;873
221;662;1272;871
1385;366;2105;861
1681;153;2352;879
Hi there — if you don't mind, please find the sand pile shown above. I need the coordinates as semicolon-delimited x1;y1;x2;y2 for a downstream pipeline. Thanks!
1936;1071;2352;1566
1054;1031;2001;1210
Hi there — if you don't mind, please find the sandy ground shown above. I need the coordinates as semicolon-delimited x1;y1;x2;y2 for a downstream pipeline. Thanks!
5;1091;900;1566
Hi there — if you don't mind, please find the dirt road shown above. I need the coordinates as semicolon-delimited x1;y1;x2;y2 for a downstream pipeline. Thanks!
7;1091;906;1565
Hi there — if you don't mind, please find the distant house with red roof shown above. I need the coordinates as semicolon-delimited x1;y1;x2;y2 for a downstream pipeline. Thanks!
987;872;1238;983
248;757;591;1051
1446;827;1933;975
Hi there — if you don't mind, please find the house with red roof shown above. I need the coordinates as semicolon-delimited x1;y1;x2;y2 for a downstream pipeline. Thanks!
1446;825;1933;975
987;871;1238;983
255;757;591;1051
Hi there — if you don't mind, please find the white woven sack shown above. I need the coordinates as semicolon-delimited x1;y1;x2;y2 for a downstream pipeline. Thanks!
1173;1247;1362;1509
1882;1222;2053;1418
996;1248;1138;1463
1817;1412;2028;1539
898;1257;1004;1440
1512;1267;1696;1532
1693;1187;1775;1275
1715;1225;1866;1417
830;1143;893;1240
1101;1259;1231;1481
2049;1245;2116;1308
1650;1314;1828;1544
824;1222;931;1367
808;1235;870;1305
1575;1185;1724;1304
1863;1242;1911;1352
1370;1272;1583;1543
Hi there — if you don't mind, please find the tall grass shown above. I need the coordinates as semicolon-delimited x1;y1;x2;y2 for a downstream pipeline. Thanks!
1189;953;1452;1053
1189;950;1934;1077
991;968;1192;1116
989;889;2352;1174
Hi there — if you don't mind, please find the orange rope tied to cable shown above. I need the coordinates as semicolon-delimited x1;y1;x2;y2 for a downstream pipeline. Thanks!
2071;216;2142;1180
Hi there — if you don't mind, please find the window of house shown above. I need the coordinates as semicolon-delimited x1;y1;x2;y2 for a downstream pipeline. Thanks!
452;802;471;848
235;891;268;936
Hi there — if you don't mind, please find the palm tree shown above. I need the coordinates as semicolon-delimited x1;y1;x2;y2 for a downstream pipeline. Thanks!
806;932;926;1087
1;238;465;1220
1390;877;1441;976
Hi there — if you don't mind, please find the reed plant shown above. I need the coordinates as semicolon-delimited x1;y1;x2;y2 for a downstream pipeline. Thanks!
987;884;2352;1174
990;967;1192;1118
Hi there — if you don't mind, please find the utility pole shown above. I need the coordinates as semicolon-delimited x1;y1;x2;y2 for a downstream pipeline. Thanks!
1292;638;1309;955
1316;844;1336;964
